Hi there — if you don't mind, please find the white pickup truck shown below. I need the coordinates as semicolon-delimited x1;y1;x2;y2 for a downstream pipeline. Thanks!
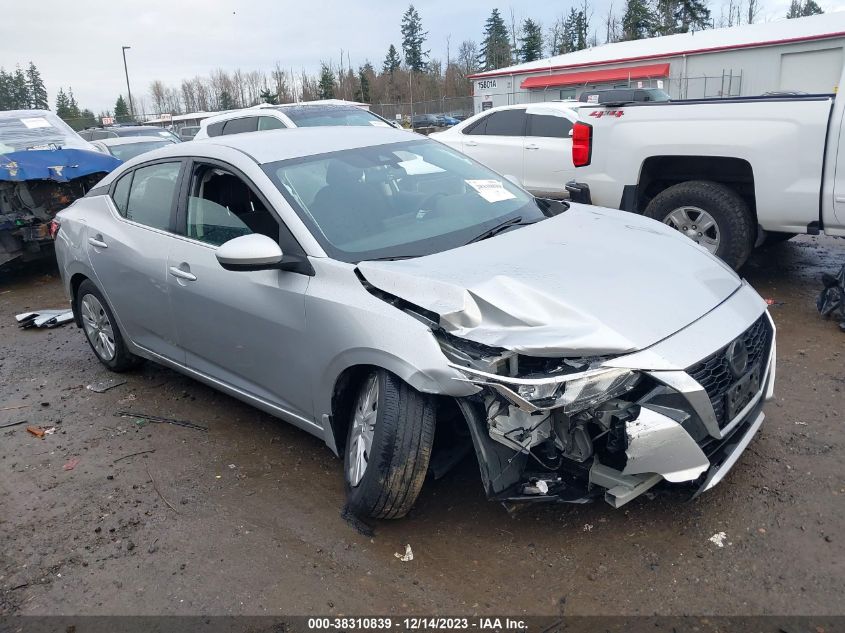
566;71;845;269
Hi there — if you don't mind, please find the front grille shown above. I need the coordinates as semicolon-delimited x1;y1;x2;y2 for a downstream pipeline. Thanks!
687;314;772;428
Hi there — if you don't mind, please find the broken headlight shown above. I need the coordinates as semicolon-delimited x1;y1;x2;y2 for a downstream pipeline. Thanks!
453;363;641;414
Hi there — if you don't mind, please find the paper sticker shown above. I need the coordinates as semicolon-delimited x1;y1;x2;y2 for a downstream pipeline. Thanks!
587;94;599;104
465;179;517;203
20;117;51;129
399;157;445;175
369;120;391;127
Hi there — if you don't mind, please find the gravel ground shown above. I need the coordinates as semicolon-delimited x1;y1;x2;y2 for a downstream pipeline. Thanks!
1;236;843;617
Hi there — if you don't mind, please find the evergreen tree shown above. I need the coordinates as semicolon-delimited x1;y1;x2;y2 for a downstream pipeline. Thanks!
622;0;657;40
356;63;374;103
0;70;10;110
114;95;130;120
479;9;512;70
12;66;29;109
656;0;710;34
26;62;48;109
787;0;823;17
219;90;234;110
383;45;402;74
318;63;336;99
259;88;279;105
66;87;81;121
400;4;429;72
55;88;71;119
556;9;585;54
518;19;544;62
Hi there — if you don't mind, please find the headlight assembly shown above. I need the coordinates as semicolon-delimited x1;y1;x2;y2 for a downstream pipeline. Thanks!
451;363;640;414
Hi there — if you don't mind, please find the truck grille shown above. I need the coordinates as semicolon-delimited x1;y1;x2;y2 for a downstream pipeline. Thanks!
687;315;772;428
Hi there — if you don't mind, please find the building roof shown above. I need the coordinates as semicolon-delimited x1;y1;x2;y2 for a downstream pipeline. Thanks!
469;12;845;79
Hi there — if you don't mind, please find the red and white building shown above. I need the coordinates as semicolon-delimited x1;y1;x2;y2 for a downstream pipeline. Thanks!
468;12;845;113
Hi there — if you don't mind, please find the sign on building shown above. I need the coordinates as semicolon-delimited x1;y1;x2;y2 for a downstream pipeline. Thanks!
101;116;114;126
477;79;498;91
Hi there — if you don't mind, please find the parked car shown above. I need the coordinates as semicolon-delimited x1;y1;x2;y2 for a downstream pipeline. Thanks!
411;114;440;130
566;63;845;269
54;126;775;519
194;104;401;140
0;110;120;268
179;126;200;141
578;87;671;104
89;136;178;162
435;114;460;127
431;102;583;198
79;125;181;143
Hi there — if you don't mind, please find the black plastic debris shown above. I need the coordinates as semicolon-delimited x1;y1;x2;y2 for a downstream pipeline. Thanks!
817;262;845;332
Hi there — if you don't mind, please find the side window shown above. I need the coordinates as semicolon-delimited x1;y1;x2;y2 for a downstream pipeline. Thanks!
206;121;225;137
111;171;133;216
125;162;181;231
258;116;285;131
463;115;488;135
222;117;258;135
186;165;279;247
527;114;573;139
482;109;526;136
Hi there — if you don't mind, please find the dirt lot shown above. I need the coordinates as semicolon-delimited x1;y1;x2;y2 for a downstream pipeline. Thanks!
1;236;843;617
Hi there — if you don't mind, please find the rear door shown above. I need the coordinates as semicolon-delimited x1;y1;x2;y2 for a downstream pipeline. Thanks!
523;107;575;196
460;108;526;181
87;160;185;362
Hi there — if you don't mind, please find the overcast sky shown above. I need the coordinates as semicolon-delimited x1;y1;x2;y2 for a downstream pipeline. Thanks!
3;0;843;113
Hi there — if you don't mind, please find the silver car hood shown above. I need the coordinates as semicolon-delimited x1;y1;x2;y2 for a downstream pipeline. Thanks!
357;205;742;356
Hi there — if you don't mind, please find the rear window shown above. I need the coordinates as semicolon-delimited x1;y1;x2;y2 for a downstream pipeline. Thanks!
527;113;572;138
222;117;258;135
282;107;389;128
108;140;174;161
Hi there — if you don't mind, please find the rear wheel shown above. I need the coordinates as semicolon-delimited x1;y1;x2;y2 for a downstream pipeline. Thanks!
644;180;754;270
344;369;435;519
76;280;140;372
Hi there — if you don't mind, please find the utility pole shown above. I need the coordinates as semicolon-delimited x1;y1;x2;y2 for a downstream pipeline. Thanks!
121;46;135;120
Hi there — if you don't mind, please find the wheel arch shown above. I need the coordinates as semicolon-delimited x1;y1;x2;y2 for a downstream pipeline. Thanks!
69;272;93;327
636;155;757;225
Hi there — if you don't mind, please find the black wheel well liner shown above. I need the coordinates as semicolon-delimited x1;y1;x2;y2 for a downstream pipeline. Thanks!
68;272;92;327
635;156;757;223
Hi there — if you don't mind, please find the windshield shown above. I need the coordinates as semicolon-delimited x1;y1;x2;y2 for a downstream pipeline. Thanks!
0;111;92;154
263;139;551;262
118;128;180;141
282;107;391;128
107;139;173;161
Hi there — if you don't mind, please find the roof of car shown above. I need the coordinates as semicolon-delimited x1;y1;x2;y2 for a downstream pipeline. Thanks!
138;126;415;165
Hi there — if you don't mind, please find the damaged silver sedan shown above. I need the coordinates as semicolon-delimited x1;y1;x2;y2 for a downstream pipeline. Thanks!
54;127;775;519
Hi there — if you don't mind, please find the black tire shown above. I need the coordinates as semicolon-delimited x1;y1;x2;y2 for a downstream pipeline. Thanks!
644;180;754;270
76;279;141;372
765;231;798;244
344;369;435;520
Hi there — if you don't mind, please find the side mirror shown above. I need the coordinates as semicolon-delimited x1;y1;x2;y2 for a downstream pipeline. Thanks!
216;234;283;272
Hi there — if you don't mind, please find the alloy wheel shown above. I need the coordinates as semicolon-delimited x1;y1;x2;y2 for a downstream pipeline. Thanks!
80;294;116;361
347;374;379;487
663;206;720;254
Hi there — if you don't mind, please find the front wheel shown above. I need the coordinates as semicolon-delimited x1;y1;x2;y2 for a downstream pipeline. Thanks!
644;181;754;270
344;370;435;520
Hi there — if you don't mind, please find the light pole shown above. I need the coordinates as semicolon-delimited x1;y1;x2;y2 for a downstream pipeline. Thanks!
121;46;135;120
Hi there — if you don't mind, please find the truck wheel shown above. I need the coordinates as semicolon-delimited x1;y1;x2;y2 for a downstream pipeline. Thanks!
76;279;141;372
644;181;754;270
344;369;435;520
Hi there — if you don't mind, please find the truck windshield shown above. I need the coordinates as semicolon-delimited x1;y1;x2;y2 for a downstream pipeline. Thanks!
263;139;548;262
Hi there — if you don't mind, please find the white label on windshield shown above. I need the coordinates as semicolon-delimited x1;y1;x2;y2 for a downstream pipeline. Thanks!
369;120;390;127
465;179;516;203
399;158;445;175
20;117;51;129
587;94;599;104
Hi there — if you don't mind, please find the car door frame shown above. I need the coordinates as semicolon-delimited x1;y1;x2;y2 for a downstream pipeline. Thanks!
167;155;319;435
523;107;576;197
461;108;527;182
92;156;189;362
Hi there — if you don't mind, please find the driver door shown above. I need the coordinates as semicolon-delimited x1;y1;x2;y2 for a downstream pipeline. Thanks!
166;160;313;420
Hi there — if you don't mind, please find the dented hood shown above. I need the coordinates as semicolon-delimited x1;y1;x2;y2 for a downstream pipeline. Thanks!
357;205;742;356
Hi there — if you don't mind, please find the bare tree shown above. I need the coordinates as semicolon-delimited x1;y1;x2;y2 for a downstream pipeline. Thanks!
149;80;166;114
457;40;479;76
746;0;761;23
605;3;621;43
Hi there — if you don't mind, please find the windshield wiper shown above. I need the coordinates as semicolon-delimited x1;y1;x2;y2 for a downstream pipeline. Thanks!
466;215;526;244
362;254;419;262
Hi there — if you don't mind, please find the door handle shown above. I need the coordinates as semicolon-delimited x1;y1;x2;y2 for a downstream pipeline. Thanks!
836;195;845;203
464;141;478;147
168;266;197;282
88;235;108;249
525;144;540;150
